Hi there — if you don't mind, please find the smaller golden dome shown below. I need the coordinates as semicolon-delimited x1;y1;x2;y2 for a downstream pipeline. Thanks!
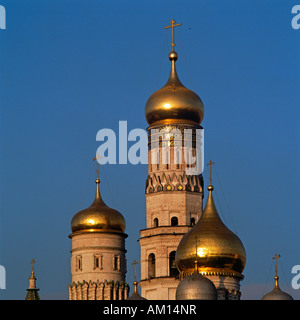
70;178;126;235
175;184;246;278
145;51;204;126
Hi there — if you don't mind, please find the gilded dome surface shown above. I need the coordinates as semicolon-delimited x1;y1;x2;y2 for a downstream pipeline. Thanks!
176;272;217;300
145;52;204;126
71;179;126;234
175;185;246;277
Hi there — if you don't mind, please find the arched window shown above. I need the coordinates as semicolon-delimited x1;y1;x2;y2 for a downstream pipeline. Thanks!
169;251;179;277
113;255;119;270
94;254;103;270
76;255;82;271
191;217;195;226
154;218;159;228
171;216;178;226
148;253;155;278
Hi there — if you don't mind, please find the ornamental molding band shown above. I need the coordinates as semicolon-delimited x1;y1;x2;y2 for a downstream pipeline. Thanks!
68;280;129;300
145;172;203;194
181;270;244;280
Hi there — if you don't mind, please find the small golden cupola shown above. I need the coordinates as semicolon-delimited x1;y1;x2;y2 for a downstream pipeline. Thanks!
175;161;246;278
145;19;204;126
70;159;126;235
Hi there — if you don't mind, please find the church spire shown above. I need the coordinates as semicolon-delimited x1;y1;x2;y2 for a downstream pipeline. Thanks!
262;254;293;300
25;258;40;300
133;260;139;294
93;154;102;202
273;254;280;288
126;260;147;300
207;160;215;188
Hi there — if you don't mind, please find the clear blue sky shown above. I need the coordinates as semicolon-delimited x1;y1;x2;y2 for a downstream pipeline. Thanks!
0;0;299;300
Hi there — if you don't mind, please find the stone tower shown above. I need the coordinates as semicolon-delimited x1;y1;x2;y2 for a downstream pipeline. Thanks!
68;163;129;300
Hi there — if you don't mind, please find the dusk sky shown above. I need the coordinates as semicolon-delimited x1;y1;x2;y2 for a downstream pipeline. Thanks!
0;0;299;300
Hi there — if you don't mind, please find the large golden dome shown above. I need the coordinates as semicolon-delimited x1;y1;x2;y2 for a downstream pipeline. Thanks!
175;184;246;278
70;178;126;235
145;51;204;126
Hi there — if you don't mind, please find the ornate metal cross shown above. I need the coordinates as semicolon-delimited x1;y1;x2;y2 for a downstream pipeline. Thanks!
207;160;215;186
132;260;138;282
164;19;182;51
272;254;281;276
93;153;102;180
31;258;35;275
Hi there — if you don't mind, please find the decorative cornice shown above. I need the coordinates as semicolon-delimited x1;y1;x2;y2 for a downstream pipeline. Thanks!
147;123;203;132
70;246;127;253
182;270;244;280
139;232;187;240
139;276;180;284
145;172;203;194
69;279;129;288
69;280;130;300
69;230;128;239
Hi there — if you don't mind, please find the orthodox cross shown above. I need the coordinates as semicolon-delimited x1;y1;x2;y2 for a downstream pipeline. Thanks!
31;258;35;276
132;260;138;282
272;254;281;276
93;153;102;180
164;19;182;51
207;160;215;186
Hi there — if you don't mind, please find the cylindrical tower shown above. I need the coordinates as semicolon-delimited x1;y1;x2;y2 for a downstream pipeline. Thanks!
68;171;129;300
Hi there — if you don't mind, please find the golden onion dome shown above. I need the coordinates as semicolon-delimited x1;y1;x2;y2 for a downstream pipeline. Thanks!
145;51;204;126
70;178;126;235
175;184;246;278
